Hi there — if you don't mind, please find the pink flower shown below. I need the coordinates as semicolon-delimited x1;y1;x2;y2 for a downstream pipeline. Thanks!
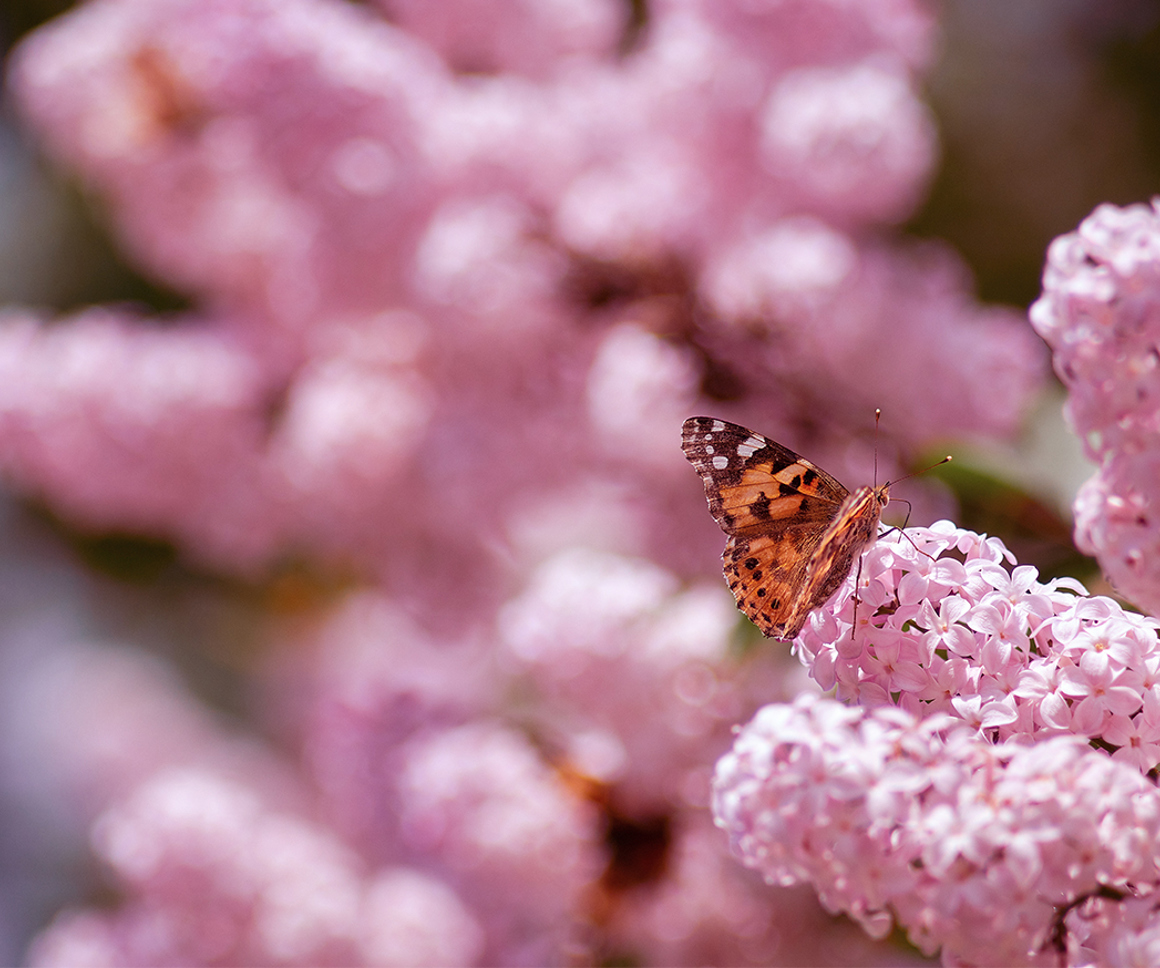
797;522;1160;768
1032;200;1160;616
0;0;1045;590
396;722;602;962
1103;710;1160;773
378;0;626;78
0;0;1060;964
29;768;486;967
1058;652;1144;736
1013;662;1073;731
714;695;1160;965
498;548;759;811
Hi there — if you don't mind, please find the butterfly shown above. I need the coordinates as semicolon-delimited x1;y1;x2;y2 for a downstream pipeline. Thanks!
681;416;889;640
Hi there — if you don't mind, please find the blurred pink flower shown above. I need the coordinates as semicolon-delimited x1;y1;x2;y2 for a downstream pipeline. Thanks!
0;0;1062;964
30;768;486;967
0;0;1044;590
377;0;627;78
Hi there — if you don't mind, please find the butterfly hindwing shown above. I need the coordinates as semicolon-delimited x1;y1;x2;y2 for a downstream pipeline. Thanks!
682;416;889;640
723;532;814;638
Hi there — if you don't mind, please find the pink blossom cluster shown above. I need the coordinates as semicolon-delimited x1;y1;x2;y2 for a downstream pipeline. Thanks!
0;0;1058;964
698;226;1043;448
298;567;826;964
20;572;889;966
1031;199;1160;616
794;521;1160;774
31;768;487;967
21;612;601;966
713;692;1160;966
497;547;814;812
0;0;1044;587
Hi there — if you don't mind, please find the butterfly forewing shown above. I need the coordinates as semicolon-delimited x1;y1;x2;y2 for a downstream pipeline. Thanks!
681;416;888;640
680;417;847;532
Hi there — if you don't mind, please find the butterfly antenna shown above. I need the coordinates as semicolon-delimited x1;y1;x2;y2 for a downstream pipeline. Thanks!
887;454;953;488
873;409;881;487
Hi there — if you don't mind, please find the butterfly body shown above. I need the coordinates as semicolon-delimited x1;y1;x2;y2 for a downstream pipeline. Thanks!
681;416;888;640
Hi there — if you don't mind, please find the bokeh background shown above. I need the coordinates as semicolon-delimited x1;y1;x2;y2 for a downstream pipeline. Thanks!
0;0;1156;964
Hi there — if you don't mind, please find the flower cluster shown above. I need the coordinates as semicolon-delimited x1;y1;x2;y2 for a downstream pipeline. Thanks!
498;548;755;811
0;0;1060;965
713;693;1160;966
0;0;1044;587
19;560;874;966
21;606;604;966
794;521;1160;774
30;768;487;967
1031;199;1160;615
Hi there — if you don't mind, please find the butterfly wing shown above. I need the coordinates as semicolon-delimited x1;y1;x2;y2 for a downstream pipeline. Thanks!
787;484;888;637
681;416;850;638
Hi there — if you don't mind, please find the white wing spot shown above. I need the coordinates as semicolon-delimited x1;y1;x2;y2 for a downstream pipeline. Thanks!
711;420;725;432
712;455;729;470
705;445;715;455
737;435;764;458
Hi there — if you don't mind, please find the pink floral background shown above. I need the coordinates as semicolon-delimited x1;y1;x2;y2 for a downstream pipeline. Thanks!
0;0;1157;965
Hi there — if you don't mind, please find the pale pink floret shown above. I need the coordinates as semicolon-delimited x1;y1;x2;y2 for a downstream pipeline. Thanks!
796;522;1160;772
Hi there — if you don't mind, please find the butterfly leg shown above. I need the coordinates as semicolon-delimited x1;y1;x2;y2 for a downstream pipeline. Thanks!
852;552;864;639
880;525;937;562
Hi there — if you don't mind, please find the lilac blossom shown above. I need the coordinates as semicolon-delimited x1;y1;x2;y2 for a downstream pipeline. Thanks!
793;521;1160;773
0;0;1044;588
29;767;486;967
498;548;750;812
709;516;1160;963
377;0;627;79
713;693;1160;966
1031;200;1160;615
0;0;1063;965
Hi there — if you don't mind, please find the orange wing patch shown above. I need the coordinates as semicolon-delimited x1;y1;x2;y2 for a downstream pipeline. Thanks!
682;416;889;640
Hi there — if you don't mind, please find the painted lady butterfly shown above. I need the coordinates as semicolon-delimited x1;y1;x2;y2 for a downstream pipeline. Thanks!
681;416;889;640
